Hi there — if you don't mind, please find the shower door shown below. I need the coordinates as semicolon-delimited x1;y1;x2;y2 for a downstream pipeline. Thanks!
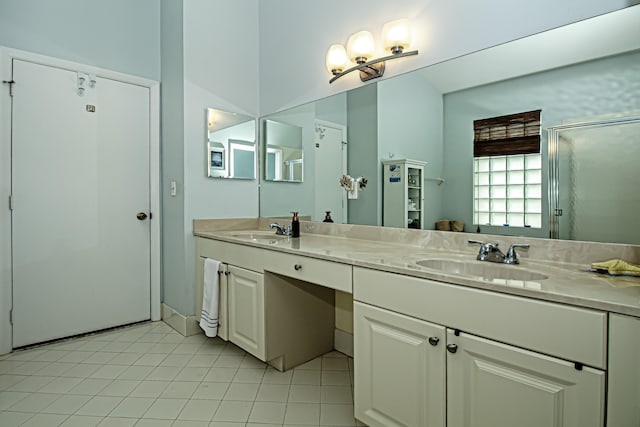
549;116;640;244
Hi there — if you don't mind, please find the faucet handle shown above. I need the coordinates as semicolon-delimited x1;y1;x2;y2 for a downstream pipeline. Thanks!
468;240;499;250
505;243;530;264
468;240;500;261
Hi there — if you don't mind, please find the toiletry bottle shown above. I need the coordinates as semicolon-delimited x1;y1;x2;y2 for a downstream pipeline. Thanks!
323;211;334;223
291;211;300;237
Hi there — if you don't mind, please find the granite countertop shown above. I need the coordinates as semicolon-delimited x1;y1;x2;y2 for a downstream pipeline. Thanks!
193;219;640;317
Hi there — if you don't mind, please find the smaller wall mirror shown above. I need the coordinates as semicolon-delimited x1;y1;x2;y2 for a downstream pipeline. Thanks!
206;108;256;180
263;119;304;182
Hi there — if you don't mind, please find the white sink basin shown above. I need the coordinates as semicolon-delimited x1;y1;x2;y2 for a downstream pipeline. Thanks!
230;231;288;245
416;259;548;282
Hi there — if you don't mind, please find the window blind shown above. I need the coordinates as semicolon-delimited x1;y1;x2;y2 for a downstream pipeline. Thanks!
473;109;541;157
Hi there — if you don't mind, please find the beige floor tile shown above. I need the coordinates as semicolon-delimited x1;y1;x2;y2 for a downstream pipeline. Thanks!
192;382;229;400
8;375;56;392
7;392;61;412
160;381;199;399
232;368;265;384
223;382;259;401
248;401;286;424
0;391;30;410
292;370;321;386
176;398;219;421
143;397;188;419
75;395;123;416
284;402;321;425
129;380;170;398
320;386;353;404
289;384;321;403
41;394;92;414
0;411;34;427
21;413;69;426
175;367;209;382
109;396;155;418
98;379;141;397
212;400;252;422
117;365;154;381
96;416;138;426
203;368;237;383
255;383;290;403
320;403;357;426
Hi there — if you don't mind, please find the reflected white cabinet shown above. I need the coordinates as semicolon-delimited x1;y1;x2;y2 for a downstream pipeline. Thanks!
447;330;605;427
382;159;426;229
354;302;445;427
227;265;265;359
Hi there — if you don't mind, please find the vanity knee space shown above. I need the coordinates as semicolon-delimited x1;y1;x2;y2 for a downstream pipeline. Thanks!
195;237;352;371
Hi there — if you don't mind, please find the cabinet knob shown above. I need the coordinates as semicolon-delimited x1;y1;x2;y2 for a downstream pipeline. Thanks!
294;264;302;271
446;344;458;354
428;337;439;346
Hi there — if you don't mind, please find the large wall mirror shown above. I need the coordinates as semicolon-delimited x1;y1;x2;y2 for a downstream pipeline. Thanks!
206;108;256;180
258;6;640;244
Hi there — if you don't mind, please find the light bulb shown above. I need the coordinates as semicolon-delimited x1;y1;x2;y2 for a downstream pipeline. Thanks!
347;31;375;64
326;44;348;75
382;19;412;54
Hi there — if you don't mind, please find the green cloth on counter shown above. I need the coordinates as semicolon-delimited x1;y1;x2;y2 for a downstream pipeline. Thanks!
591;259;640;277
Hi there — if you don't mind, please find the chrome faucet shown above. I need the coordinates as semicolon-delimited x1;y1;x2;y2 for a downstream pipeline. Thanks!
468;240;529;264
269;222;291;236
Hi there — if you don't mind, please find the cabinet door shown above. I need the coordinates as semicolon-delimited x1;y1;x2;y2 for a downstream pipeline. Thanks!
195;257;228;341
447;329;605;427
228;265;265;360
354;302;445;427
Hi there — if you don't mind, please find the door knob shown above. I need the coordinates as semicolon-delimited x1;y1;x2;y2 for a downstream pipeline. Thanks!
446;344;458;354
136;212;148;220
428;337;440;346
294;264;302;270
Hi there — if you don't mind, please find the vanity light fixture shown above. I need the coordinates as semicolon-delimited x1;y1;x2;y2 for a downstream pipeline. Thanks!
327;18;418;84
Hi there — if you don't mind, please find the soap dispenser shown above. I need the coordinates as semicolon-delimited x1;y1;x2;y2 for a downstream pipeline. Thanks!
291;211;300;237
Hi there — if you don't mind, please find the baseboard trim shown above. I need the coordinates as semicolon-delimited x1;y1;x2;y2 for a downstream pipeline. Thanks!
334;329;353;357
161;303;200;337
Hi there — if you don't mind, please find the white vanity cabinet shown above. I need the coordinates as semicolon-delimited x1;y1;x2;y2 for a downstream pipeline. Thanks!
354;301;446;427
447;330;604;427
607;314;640;427
353;267;607;427
227;265;265;359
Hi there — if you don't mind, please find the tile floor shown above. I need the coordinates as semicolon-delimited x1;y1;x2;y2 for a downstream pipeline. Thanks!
0;321;365;427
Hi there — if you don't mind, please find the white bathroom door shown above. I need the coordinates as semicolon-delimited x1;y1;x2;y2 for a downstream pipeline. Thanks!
314;121;347;222
11;59;151;347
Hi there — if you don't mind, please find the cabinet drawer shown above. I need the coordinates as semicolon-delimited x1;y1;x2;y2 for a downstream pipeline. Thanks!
354;267;607;369
196;237;266;273
263;251;352;293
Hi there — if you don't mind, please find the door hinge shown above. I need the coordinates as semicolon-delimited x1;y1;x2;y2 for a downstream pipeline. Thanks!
9;308;13;325
554;208;563;216
9;194;14;210
3;80;15;97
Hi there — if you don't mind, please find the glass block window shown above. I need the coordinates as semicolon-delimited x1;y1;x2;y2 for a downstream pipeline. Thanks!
473;153;542;228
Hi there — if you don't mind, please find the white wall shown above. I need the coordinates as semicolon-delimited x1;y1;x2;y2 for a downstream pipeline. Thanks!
178;0;259;316
258;0;630;115
0;0;160;80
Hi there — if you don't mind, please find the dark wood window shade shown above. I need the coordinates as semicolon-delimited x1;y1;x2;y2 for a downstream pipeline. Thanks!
473;109;541;157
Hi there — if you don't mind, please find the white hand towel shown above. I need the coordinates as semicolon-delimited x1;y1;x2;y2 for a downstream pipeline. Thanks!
200;258;221;337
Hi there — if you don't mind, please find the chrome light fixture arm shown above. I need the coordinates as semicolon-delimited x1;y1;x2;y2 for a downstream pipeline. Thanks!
329;50;419;84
